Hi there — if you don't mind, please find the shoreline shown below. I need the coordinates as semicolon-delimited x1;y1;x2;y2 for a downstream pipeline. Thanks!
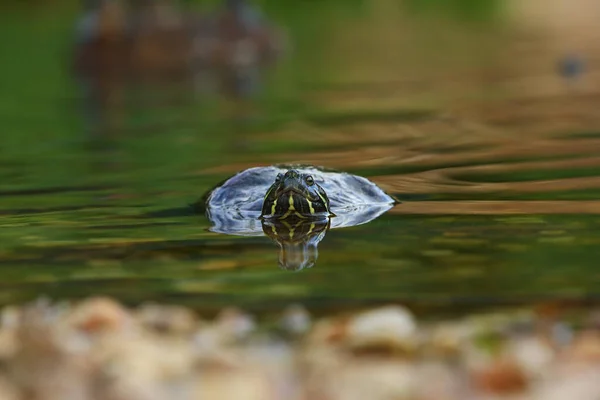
0;296;597;399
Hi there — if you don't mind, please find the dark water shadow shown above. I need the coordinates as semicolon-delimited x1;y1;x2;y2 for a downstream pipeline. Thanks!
0;185;117;198
0;237;269;267
0;204;117;216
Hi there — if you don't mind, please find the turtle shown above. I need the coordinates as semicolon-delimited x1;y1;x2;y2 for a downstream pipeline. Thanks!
198;165;397;235
195;165;396;271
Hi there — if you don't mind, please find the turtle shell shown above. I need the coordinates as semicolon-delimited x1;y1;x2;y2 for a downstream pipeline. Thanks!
201;165;396;235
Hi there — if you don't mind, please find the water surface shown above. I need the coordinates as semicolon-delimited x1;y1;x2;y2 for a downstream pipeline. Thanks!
1;0;600;317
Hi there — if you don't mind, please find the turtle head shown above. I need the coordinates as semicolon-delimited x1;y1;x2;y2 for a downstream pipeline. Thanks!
260;169;331;219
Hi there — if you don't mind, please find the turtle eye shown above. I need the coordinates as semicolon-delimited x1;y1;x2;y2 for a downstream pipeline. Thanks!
275;173;283;182
305;175;314;186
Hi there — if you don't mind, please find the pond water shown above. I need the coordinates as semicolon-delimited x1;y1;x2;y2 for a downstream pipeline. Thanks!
1;0;600;318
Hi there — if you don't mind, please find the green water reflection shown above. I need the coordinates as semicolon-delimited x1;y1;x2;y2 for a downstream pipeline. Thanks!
1;0;600;316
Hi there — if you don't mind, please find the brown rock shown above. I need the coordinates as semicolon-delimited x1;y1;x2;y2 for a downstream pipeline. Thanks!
70;297;130;335
472;359;528;394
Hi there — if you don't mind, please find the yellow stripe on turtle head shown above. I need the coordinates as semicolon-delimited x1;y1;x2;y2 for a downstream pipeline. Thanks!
316;192;330;214
270;198;278;217
306;199;315;215
264;187;272;200
278;195;295;219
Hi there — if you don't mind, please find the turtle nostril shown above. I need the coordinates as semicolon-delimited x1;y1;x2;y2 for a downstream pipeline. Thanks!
285;170;298;179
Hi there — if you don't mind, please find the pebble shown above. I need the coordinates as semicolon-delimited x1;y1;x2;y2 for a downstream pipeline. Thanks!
345;305;418;354
0;298;595;399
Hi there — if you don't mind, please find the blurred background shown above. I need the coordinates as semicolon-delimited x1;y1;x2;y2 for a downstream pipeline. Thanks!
1;0;600;316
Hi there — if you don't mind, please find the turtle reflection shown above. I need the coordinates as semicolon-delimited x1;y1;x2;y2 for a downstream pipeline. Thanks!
261;217;330;271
